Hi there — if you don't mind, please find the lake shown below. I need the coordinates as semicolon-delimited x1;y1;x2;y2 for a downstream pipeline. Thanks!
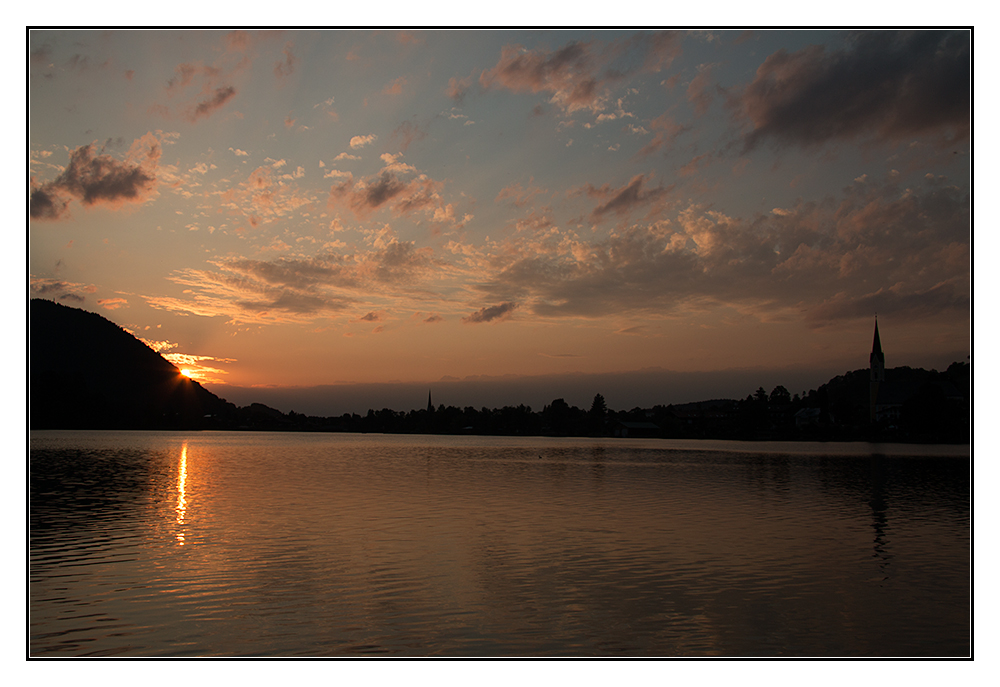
29;431;970;657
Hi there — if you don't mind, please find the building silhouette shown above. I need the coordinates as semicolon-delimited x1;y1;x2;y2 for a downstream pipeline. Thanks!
870;317;885;423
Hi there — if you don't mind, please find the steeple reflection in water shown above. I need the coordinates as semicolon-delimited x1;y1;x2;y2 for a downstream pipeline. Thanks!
869;454;889;581
176;442;188;546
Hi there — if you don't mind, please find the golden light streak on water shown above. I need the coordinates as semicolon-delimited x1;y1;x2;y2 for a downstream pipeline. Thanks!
176;442;187;546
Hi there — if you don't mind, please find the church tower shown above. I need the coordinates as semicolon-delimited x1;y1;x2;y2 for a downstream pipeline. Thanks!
427;390;433;413
869;317;885;423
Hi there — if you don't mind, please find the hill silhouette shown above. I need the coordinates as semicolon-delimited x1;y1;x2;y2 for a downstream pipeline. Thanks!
30;299;236;429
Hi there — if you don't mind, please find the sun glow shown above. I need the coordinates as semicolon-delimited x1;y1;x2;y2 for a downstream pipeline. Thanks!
180;369;194;378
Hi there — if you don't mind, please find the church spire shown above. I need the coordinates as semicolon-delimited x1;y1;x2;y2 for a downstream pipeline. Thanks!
427;390;433;413
870;317;885;378
870;317;885;423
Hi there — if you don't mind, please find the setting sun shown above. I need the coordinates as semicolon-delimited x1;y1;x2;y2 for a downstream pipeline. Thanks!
180;369;194;379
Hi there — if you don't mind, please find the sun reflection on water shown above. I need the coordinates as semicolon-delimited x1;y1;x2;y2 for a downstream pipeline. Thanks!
176;442;188;545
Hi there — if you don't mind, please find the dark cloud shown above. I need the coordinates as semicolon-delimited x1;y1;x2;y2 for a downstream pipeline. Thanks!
238;291;329;316
367;172;408;208
30;140;158;220
463;302;518;324
28;187;67;220
740;30;970;151
586;174;670;221
223;254;358;291
189;85;237;121
806;278;968;327
330;169;444;219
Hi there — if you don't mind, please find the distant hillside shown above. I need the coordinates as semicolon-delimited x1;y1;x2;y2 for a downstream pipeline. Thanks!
30;299;235;429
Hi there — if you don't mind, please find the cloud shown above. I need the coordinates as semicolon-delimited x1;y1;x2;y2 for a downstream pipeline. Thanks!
739;30;970;151
30;277;97;303
335;152;360;161
144;239;441;325
493;179;545;208
137;337;178;353
474;32;684;115
382;76;407;95
97;297;128;309
463;302;518;324
679;153;712;177
274;42;296;78
30;133;161;220
224;30;251;53
230;147;250;157
328;157;451;221
584;173;671;221
479;41;605;113
686;63;718;116
162;351;236;384
187;85;237;121
350;134;377;149
467;173;968;327
636;114;688;157
424;314;444;323
446;71;476;104
638;30;683;73
219;164;315;230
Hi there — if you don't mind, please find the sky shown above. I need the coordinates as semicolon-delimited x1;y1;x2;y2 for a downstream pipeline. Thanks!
28;29;971;414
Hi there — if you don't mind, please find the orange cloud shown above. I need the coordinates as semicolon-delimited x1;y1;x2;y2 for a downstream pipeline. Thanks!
382;76;407;95
97;297;128;310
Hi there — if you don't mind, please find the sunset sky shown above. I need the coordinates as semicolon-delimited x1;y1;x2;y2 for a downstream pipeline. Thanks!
28;29;971;413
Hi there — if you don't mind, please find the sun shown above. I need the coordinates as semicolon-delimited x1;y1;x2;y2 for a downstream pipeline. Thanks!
180;369;194;379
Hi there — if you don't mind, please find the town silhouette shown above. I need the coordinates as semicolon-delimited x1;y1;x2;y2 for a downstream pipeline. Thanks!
30;298;969;443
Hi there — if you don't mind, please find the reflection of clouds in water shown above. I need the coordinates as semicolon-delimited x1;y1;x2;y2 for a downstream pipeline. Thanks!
176;442;187;545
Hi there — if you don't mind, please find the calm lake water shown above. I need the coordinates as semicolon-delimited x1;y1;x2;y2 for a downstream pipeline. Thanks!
29;431;970;657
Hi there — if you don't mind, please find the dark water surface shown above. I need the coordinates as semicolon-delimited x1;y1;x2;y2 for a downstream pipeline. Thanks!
29;431;970;657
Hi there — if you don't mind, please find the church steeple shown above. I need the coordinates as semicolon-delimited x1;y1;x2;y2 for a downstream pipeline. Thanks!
427;390;433;413
870;317;885;423
870;317;885;381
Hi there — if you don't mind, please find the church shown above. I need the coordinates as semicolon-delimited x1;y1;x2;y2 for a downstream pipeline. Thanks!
870;317;885;423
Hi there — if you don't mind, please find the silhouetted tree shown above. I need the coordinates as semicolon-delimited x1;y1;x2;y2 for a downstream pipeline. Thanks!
769;386;791;405
588;393;608;435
